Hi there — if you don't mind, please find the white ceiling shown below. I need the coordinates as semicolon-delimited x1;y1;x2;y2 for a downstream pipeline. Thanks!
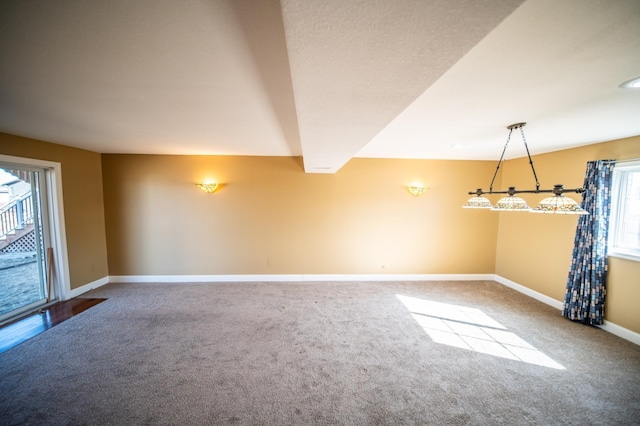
1;0;639;173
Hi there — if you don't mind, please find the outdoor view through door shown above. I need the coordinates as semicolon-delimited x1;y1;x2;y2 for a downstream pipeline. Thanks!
0;165;51;323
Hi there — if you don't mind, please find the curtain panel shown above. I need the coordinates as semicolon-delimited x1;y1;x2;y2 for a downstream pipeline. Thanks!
563;160;614;325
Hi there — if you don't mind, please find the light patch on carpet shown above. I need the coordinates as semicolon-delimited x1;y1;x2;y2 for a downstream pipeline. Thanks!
396;295;565;370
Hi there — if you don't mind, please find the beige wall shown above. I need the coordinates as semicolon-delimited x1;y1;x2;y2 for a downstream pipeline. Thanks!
3;131;637;334
495;136;640;333
102;155;499;276
0;133;109;290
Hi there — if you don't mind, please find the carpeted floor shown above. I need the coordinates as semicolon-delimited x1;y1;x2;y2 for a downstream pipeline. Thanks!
1;280;638;425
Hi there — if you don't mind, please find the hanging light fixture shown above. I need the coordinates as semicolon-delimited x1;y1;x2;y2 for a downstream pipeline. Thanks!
463;123;587;215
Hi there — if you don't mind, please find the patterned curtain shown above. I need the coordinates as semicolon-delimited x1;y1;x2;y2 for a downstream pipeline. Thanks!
562;160;615;325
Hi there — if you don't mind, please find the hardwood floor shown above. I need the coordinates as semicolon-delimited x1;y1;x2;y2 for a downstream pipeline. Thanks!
0;298;106;354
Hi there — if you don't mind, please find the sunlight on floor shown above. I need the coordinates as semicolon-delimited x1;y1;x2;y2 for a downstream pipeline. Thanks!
396;295;565;370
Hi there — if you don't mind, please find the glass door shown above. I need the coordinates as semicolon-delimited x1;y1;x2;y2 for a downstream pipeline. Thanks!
0;164;51;323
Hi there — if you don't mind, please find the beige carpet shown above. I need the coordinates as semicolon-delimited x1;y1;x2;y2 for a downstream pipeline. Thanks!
1;280;638;425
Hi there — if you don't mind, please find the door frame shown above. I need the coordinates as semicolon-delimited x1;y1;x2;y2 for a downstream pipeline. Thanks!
0;154;71;302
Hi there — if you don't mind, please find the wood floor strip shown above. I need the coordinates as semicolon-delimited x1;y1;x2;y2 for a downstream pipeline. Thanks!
0;298;106;354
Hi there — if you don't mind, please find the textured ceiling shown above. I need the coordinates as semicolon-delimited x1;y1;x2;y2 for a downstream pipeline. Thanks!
0;0;639;173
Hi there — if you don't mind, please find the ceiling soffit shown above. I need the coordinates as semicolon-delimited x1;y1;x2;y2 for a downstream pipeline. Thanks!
281;0;525;172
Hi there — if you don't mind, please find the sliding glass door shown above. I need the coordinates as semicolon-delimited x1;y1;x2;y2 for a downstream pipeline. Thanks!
0;164;51;323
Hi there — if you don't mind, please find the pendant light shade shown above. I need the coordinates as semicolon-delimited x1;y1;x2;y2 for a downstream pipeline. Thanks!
463;190;493;209
530;185;588;214
491;195;531;211
483;186;530;211
531;195;586;214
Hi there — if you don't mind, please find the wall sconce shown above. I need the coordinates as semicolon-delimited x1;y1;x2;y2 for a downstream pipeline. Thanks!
408;185;429;197
195;182;219;193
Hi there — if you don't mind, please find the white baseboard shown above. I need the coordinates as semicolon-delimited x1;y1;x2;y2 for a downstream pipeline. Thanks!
494;275;564;310
599;320;640;346
494;274;639;346
66;276;110;299
108;273;495;283
109;274;304;283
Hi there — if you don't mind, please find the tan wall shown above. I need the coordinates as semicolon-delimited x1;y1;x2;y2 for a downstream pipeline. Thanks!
102;155;499;276
495;135;640;333
0;133;109;290
3;131;636;333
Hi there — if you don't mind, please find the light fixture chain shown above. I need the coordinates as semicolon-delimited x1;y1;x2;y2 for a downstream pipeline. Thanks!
519;125;540;192
488;127;513;193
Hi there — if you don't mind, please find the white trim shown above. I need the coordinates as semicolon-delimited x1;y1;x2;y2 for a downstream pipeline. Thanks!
494;275;639;346
0;154;71;301
47;162;71;300
67;276;110;298
494;275;564;310
608;161;640;260
108;273;495;283
301;274;495;282
109;275;304;283
598;320;640;346
607;251;640;263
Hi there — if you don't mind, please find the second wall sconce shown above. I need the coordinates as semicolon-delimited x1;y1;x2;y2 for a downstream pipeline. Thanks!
408;185;429;197
195;182;219;193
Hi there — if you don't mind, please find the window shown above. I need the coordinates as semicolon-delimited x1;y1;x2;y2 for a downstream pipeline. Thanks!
0;154;70;325
608;160;640;261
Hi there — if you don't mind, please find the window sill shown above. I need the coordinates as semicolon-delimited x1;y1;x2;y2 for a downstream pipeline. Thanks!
608;251;640;263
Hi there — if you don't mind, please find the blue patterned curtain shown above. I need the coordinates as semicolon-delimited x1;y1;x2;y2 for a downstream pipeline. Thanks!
563;160;615;325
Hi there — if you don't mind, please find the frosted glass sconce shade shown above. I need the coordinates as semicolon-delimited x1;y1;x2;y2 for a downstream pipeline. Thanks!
408;185;429;196
195;182;219;193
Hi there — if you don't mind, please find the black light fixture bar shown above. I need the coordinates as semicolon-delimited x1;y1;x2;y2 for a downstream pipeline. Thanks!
468;185;586;197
